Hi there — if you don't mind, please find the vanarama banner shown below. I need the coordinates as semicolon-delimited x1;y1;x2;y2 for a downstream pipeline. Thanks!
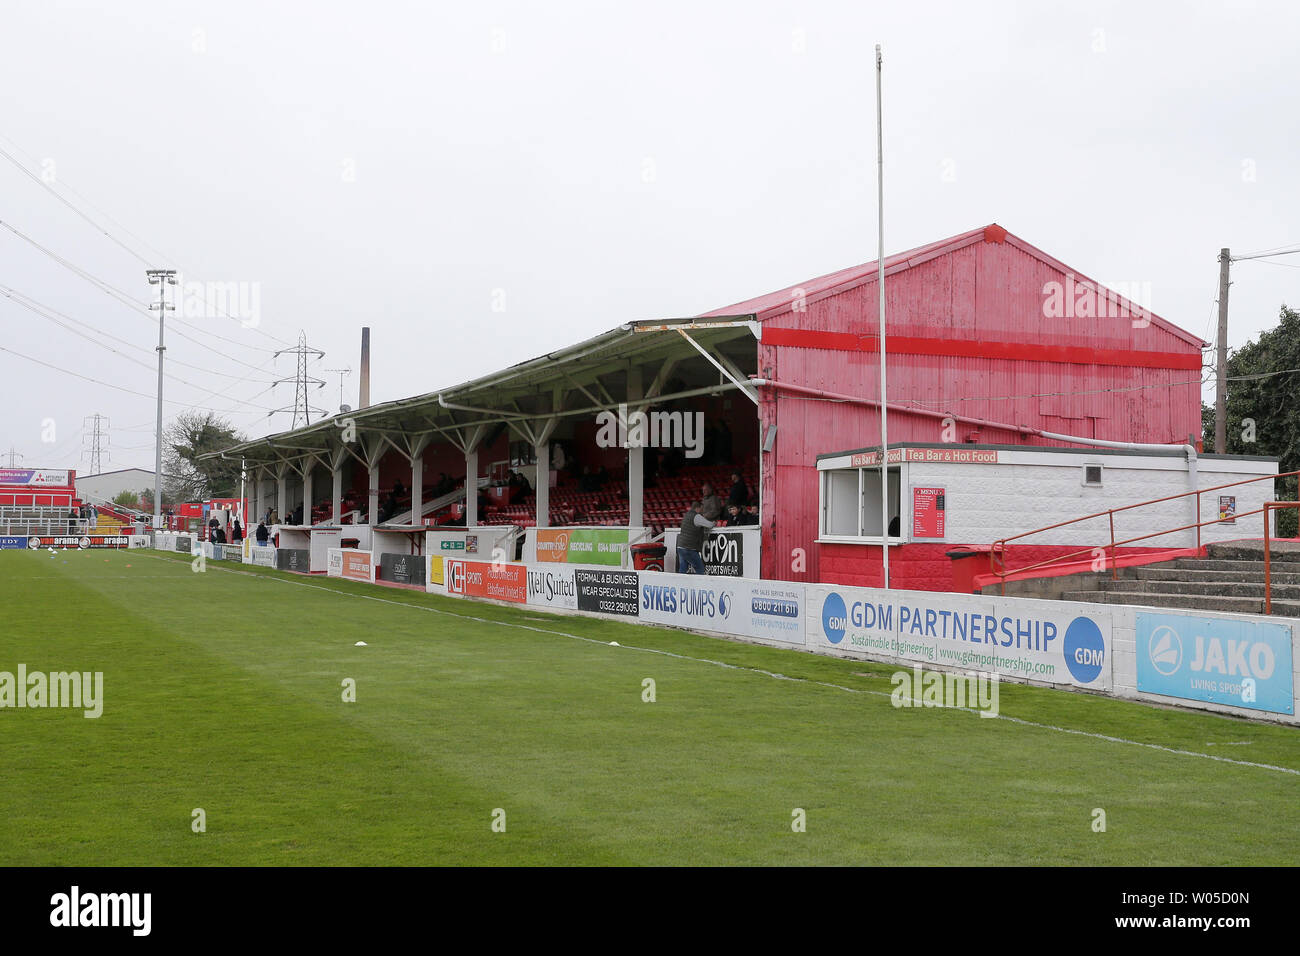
27;535;129;550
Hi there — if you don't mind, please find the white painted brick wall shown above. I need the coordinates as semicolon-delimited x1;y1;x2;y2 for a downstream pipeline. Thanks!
905;455;1278;548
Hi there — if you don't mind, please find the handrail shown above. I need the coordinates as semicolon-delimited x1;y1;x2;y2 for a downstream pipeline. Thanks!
990;469;1300;593
1263;502;1300;615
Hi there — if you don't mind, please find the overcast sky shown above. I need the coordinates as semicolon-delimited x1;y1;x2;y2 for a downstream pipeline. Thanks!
2;0;1296;474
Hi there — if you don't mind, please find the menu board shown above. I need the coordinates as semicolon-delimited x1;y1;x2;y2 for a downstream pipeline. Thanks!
912;487;946;539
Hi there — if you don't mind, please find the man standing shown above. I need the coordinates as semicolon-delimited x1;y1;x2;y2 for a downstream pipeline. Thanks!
676;501;715;575
726;471;748;510
699;482;723;521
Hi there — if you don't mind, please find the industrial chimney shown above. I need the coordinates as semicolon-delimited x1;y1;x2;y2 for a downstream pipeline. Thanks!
359;327;371;410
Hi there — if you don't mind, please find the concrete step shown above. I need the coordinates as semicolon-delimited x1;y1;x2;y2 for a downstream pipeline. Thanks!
1207;543;1300;563
1061;589;1266;613
1062;589;1300;616
1127;566;1300;584
1168;558;1277;572
1097;579;1300;599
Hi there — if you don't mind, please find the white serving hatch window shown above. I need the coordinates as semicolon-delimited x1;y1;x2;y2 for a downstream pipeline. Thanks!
819;465;903;543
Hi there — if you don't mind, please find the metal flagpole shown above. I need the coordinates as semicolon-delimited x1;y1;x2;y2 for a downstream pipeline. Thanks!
876;44;889;589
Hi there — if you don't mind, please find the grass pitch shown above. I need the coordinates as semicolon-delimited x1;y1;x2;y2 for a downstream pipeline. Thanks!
2;547;1298;866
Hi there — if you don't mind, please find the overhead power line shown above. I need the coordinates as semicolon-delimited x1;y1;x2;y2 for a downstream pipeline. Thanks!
0;134;296;348
0;282;278;383
0;341;278;414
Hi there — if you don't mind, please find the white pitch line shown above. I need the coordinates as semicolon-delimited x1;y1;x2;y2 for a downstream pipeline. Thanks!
137;552;1300;778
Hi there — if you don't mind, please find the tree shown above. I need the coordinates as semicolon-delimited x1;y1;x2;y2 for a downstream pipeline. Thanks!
139;487;176;512
1202;304;1300;535
163;411;246;502
112;489;142;510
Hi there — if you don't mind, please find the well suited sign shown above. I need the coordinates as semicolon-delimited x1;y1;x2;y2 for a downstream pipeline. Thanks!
526;566;577;609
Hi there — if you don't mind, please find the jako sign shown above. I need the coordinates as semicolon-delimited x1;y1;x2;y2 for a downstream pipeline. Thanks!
1136;612;1295;715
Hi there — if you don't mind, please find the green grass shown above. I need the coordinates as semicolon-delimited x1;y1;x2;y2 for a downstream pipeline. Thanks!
1;547;1298;865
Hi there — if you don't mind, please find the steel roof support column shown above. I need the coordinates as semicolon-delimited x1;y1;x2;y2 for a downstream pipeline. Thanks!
533;409;560;531
407;434;432;527
534;441;550;528
627;364;644;530
463;424;487;529
253;467;265;526
365;461;378;526
331;454;345;524
276;469;288;525
302;463;314;527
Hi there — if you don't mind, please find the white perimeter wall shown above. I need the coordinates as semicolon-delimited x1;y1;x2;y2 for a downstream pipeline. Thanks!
148;536;1300;726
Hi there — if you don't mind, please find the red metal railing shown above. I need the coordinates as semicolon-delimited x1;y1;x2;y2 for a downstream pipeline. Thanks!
1263;501;1300;615
990;469;1300;597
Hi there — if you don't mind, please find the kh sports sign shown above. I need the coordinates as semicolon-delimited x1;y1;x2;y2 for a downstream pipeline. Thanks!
444;559;527;603
807;585;1112;690
1137;611;1294;715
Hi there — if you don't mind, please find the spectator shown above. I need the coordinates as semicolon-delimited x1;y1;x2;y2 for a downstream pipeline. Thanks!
676;501;714;575
268;508;279;526
726;504;757;526
214;524;227;544
726;471;749;509
232;519;244;543
68;507;78;533
255;521;269;545
699;482;723;521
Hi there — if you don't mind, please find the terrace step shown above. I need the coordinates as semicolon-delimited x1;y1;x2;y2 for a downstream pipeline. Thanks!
1059;589;1300;615
1096;579;1300;599
1125;567;1300;584
1206;543;1300;563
